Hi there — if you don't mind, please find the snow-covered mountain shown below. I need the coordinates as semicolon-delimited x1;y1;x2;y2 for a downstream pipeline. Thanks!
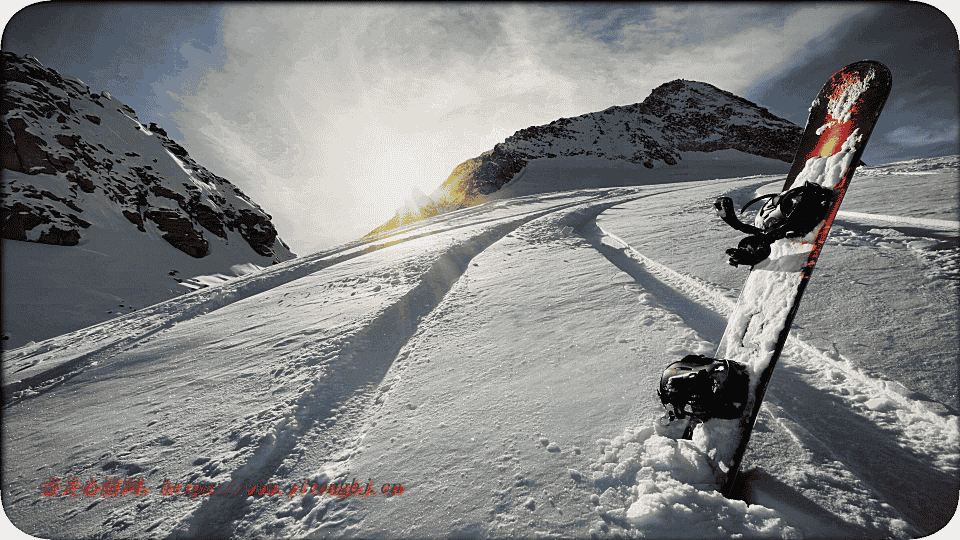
370;79;802;235
1;51;296;349
2;154;957;540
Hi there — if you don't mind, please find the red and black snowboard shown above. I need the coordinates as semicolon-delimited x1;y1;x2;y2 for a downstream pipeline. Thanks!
657;60;892;497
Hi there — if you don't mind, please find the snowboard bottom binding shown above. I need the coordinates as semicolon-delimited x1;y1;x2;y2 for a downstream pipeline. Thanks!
657;354;750;439
715;182;835;267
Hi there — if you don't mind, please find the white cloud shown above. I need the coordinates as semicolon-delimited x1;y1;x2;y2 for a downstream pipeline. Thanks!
160;3;875;253
885;124;959;148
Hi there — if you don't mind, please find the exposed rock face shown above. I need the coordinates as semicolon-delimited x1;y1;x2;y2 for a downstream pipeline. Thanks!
370;79;802;235
643;80;802;159
1;51;293;261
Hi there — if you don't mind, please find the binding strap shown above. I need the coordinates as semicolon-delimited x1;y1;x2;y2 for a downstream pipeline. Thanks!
715;182;835;267
714;196;763;235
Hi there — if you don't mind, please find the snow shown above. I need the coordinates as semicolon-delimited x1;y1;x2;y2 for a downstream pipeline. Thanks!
490;150;796;200
829;68;877;125
2;154;958;539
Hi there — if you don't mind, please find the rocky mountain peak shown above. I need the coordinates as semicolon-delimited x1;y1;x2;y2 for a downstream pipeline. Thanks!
1;50;294;262
639;79;801;159
370;78;802;236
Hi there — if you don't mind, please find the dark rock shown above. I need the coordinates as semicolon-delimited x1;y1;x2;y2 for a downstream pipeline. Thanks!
163;140;190;158
65;172;95;193
2;201;45;241
5;117;56;174
192;202;226;239
55;133;80;149
234;209;279;257
144;208;209;258
147;122;167;137
122;210;146;232
37;225;81;246
149;184;186;206
1;122;22;171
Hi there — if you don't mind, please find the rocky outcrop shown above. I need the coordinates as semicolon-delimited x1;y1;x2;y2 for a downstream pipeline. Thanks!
1;51;294;261
642;80;801;160
453;80;801;202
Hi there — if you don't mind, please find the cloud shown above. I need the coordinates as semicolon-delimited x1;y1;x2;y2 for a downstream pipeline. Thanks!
885;123;959;148
159;3;876;253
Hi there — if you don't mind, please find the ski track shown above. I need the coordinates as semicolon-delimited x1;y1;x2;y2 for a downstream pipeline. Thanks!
172;185;733;539
591;219;958;535
835;211;959;231
167;218;537;538
220;188;726;539
175;190;712;539
1;194;612;408
829;215;960;282
24;188;673;539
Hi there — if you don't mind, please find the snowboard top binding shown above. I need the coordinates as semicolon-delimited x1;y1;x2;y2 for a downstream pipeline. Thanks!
715;181;835;267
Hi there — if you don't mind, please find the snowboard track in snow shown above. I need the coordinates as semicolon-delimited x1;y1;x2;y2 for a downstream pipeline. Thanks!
167;193;657;538
580;221;729;345
1;196;608;408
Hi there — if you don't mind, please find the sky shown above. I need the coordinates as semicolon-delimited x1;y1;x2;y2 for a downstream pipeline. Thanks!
2;2;958;255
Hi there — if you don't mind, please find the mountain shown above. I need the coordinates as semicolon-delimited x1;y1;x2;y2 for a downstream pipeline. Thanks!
369;79;802;236
1;51;296;348
1;51;293;259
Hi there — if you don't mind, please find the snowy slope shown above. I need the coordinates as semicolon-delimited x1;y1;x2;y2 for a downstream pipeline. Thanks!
1;52;296;349
1;155;957;539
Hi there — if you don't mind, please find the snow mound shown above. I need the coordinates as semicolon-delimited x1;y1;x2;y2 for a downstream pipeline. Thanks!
590;425;795;538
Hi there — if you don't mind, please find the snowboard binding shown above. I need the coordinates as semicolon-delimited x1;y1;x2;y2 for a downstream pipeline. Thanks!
714;182;835;267
658;354;750;439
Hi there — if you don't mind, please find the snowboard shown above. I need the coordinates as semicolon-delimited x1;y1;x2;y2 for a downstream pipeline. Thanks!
658;60;892;497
